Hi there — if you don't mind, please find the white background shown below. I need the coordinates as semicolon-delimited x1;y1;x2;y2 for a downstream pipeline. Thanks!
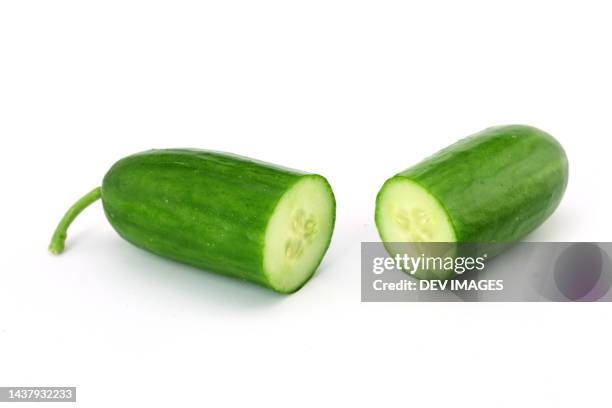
1;1;611;407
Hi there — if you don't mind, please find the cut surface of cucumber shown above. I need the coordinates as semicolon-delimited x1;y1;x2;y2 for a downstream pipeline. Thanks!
376;177;456;244
264;175;335;293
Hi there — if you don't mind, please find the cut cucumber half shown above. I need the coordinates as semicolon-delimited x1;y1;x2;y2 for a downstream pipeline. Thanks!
375;125;569;280
51;149;337;294
264;175;335;293
376;177;456;243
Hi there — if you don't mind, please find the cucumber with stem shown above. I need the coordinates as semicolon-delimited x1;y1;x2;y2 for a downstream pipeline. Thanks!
49;149;336;293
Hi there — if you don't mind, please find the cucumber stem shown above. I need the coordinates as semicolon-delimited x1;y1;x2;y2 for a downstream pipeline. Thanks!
48;187;102;255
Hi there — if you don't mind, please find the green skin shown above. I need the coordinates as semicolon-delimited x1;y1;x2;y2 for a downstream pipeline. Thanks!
377;124;569;254
49;149;336;293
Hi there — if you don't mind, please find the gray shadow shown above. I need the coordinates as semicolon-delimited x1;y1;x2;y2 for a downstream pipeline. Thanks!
87;232;287;311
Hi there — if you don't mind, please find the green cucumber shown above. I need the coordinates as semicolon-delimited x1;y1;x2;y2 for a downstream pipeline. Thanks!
49;149;336;293
375;125;569;279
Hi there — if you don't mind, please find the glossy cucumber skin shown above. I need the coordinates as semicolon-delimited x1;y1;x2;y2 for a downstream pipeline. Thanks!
100;149;324;290
392;125;568;243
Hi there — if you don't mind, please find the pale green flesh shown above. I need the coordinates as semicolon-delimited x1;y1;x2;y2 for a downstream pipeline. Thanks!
377;178;456;242
376;178;457;279
263;177;334;292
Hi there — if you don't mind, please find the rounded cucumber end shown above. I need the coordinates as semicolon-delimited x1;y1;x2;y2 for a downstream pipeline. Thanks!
263;175;336;294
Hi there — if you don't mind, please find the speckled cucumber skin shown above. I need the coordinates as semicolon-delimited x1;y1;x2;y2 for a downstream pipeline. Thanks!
377;125;569;244
101;149;335;293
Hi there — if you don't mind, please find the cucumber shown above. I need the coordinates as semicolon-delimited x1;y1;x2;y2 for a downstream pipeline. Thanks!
375;125;569;279
49;149;336;293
